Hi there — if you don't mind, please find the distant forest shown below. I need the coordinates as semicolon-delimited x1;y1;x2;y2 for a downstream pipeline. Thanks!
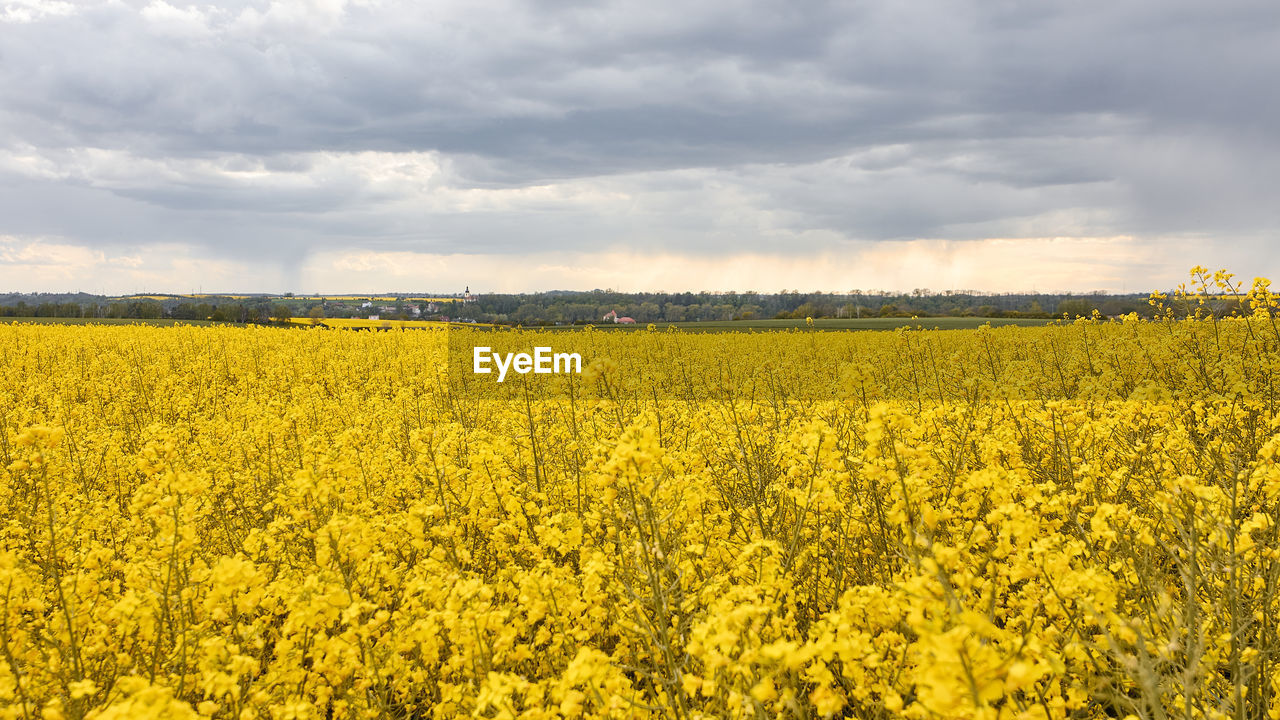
0;288;1180;325
469;289;1157;324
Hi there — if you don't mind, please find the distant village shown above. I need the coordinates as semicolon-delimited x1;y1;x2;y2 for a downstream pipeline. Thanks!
602;309;635;324
349;288;477;322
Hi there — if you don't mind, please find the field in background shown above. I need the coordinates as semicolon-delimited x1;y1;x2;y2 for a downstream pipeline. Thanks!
123;294;465;302
318;295;461;303
287;317;493;329
0;316;224;326
585;316;1054;331
1;315;1047;332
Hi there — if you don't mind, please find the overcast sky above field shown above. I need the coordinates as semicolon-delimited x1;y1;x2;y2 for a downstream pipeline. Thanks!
2;0;1278;294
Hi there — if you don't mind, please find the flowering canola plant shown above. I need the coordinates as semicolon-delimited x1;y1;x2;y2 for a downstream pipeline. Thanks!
3;269;1280;719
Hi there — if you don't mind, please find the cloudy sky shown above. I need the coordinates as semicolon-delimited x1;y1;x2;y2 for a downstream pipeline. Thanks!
2;0;1278;294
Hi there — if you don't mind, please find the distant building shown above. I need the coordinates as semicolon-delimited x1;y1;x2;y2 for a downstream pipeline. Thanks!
603;310;635;324
368;314;380;321
617;316;636;324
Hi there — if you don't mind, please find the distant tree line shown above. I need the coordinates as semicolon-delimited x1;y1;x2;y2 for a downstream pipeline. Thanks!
459;289;1163;325
0;295;293;324
0;288;1257;326
0;300;164;319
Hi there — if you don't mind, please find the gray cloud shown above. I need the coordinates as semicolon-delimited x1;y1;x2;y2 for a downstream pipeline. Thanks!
1;0;1278;287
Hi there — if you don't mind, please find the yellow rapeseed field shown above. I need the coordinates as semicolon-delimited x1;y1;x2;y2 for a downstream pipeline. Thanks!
3;270;1280;719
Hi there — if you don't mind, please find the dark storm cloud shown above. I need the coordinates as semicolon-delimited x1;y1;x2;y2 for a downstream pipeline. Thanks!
0;0;1278;269
8;0;1272;168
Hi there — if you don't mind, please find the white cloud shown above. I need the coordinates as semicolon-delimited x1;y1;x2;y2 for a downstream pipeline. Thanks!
0;236;285;293
0;236;104;271
231;0;372;37
140;1;214;39
1;0;74;24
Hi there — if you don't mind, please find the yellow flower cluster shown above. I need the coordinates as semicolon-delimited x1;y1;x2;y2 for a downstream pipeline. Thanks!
2;275;1280;719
